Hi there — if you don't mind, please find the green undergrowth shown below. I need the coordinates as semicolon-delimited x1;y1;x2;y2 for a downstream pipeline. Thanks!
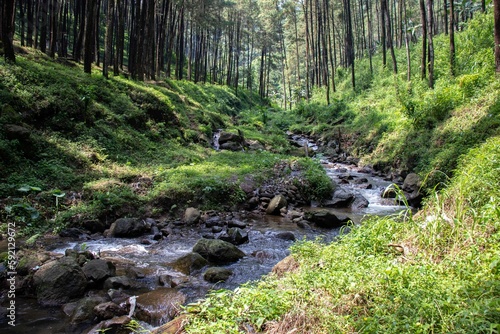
1;48;326;235
288;12;500;193
183;136;500;333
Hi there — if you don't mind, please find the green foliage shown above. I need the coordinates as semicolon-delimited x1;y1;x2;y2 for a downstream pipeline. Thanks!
295;157;334;201
151;151;280;211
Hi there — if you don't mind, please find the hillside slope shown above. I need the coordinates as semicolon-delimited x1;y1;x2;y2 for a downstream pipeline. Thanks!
0;49;305;235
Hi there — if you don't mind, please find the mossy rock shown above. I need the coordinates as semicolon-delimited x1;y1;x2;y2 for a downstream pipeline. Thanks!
192;238;245;264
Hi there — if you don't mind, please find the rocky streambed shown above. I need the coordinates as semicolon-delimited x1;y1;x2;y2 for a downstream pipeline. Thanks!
0;134;421;333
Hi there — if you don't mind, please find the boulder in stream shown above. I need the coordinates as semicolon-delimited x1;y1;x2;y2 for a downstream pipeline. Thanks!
266;194;288;215
183;207;201;225
169;252;208;275
103;276;132;290
402;173;423;207
94;301;127;320
218;227;249;245
304;209;351;228
33;257;87;306
82;259;116;286
351;193;369;209
69;295;109;324
109;218;147;238
203;267;233;283
193;238;245;264
323;188;355;208
134;288;186;327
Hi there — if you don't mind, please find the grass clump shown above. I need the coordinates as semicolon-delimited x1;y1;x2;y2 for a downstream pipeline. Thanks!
182;136;500;333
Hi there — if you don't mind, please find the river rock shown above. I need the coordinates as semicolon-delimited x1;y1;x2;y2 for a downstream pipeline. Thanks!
81;219;108;233
150;314;188;334
296;220;312;229
169;252;208;275
351;193;369;209
134;288;186;326
227;219;247;228
218;131;242;145
16;250;43;276
183;207;201;225
33;257;87;306
246;139;265;151
103;276;132;290
275;231;296;241
218;227;249;245
205;216;223;227
86;315;131;334
94;301;127;320
402;173;421;193
109;218;146;238
107;289;132;304
402;173;423;207
151;226;163;240
220;141;242;151
59;227;89;238
82;259;116;286
266;194;288;215
323;188;354;208
203;267;233;283
212;226;223;233
272;255;299;277
304;209;351;228
193;238;245;264
70;295;108;324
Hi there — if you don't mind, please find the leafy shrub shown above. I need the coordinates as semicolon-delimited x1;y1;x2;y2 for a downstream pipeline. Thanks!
295;157;334;201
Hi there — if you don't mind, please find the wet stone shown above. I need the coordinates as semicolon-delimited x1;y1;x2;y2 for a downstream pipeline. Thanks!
203;267;233;283
103;276;132;290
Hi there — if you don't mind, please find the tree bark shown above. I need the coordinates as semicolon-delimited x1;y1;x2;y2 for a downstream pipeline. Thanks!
495;0;500;73
84;0;96;73
1;0;16;62
426;0;435;88
419;0;427;80
450;0;456;76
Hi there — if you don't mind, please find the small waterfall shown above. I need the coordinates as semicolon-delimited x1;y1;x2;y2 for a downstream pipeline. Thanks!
213;129;221;151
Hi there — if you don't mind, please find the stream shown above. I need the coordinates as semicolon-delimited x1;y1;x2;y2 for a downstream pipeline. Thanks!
2;142;408;333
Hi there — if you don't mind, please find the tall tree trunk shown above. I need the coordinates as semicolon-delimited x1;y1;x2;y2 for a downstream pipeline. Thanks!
1;0;16;62
259;46;266;100
383;0;397;73
449;0;456;76
114;0;124;75
40;0;48;53
495;0;500;73
27;0;34;47
104;0;115;78
404;0;411;81
426;0;435;88
380;0;387;68
344;0;355;88
419;0;427;79
84;0;96;73
366;0;373;74
74;0;86;61
19;0;25;46
49;0;58;58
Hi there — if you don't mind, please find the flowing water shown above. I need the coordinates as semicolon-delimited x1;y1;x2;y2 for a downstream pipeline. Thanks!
2;144;409;333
